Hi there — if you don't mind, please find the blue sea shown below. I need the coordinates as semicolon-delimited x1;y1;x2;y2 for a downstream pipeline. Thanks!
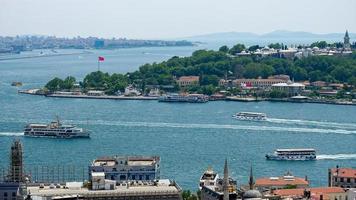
0;44;355;190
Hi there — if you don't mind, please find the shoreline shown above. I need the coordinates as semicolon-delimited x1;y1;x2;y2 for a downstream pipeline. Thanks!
18;89;356;106
0;51;92;61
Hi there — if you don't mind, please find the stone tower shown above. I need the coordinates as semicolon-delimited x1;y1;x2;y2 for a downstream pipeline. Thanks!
9;140;24;182
344;30;351;49
223;159;229;200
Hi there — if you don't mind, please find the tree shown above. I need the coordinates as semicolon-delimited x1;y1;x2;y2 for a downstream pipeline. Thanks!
229;44;246;55
269;90;288;98
62;76;76;90
248;45;260;52
45;77;64;92
219;45;229;53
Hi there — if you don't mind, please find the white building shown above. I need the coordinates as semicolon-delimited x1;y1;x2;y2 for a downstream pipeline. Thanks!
271;81;305;96
124;85;141;96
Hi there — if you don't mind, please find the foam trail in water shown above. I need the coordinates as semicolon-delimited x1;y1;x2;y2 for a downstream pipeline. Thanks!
317;154;356;160
0;132;24;137
267;118;356;129
69;120;356;135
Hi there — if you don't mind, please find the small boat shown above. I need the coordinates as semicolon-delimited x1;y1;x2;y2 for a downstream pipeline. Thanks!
232;112;267;121
24;116;89;139
266;149;316;161
199;167;219;190
11;81;23;87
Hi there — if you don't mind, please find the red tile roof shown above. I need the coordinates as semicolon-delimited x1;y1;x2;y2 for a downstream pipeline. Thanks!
256;177;309;186
178;76;199;82
330;168;356;178
273;187;345;200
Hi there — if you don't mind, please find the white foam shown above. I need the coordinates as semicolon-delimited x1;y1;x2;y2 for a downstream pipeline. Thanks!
71;120;356;135
317;154;356;160
267;118;356;129
0;132;24;137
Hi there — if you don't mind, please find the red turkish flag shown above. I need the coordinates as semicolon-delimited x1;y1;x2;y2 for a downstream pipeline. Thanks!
98;56;105;61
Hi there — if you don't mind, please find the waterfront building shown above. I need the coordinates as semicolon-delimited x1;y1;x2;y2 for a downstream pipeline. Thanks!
271;81;305;96
200;159;238;200
270;187;346;200
148;88;161;97
219;78;288;89
24;179;182;200
89;156;160;182
328;167;356;188
255;172;309;191
86;90;105;96
124;85;141;96
176;76;199;87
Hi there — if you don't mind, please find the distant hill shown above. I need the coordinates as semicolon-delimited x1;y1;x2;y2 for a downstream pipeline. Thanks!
183;30;356;46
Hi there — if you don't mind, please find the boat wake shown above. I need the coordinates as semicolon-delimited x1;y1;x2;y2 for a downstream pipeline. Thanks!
267;118;356;129
70;120;356;135
317;154;356;160
0;132;24;137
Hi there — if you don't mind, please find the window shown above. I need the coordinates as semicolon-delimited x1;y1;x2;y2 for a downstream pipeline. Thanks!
340;178;344;182
12;192;16;197
347;178;350;183
4;192;8;197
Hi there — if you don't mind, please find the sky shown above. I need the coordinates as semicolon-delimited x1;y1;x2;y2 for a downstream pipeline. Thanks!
0;0;355;39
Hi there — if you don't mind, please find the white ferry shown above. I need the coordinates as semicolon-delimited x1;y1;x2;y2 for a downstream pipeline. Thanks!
24;117;89;138
199;167;219;190
266;149;316;161
232;112;267;121
158;94;208;103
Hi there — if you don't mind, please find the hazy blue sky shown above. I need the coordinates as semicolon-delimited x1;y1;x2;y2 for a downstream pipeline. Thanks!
0;0;355;39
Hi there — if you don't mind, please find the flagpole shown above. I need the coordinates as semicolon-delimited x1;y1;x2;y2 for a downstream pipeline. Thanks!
97;58;100;71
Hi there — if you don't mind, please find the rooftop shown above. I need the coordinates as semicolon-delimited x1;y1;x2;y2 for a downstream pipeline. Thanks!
272;187;345;199
330;168;356;178
92;156;159;167
177;76;199;82
256;176;309;186
27;180;180;198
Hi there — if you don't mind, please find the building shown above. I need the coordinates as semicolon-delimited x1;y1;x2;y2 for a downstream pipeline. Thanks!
86;90;105;96
271;81;305;96
328;167;356;188
0;183;20;200
124;85;141;96
200;159;238;200
348;188;356;200
271;187;346;200
89;156;160;182
24;179;182;200
255;172;309;191
176;76;199;87
219;78;288;89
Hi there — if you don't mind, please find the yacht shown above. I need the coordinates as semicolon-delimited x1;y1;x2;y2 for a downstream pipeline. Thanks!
199;167;219;190
232;112;267;121
24;117;89;138
266;149;316;161
159;94;209;103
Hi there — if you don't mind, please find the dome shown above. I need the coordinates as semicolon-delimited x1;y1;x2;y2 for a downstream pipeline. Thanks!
243;190;262;199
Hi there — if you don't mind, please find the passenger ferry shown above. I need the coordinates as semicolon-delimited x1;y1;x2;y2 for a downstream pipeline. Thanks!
232;112;267;121
266;149;316;161
199;167;219;190
24;117;89;138
158;94;209;103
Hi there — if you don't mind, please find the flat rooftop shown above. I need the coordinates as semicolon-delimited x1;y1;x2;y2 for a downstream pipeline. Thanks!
92;156;159;167
27;180;180;198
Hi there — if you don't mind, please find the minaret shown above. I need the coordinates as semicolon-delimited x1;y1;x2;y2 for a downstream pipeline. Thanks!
9;140;24;182
249;165;254;190
223;159;229;200
344;30;351;49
